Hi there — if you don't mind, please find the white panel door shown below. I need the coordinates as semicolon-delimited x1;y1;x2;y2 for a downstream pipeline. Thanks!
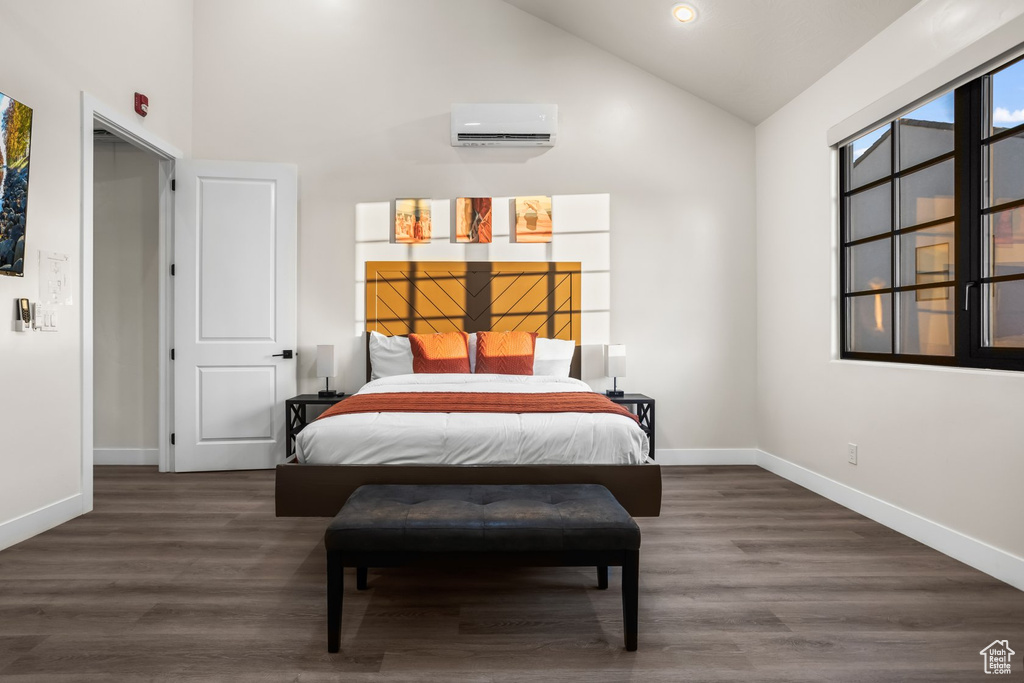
173;161;297;471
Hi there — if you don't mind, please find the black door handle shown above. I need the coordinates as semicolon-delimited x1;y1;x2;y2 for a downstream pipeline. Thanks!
272;350;294;359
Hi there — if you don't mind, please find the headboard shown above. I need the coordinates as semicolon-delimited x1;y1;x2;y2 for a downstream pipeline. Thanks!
365;261;582;381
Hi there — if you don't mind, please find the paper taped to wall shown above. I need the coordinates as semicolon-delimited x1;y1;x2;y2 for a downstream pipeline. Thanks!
39;250;72;305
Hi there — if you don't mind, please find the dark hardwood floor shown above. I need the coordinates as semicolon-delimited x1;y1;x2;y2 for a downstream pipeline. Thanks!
0;466;1020;681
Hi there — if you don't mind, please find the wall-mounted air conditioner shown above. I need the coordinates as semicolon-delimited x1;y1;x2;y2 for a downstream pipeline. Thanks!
451;103;557;147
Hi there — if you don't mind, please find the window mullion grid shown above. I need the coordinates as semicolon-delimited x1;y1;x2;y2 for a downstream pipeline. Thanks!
979;272;1024;286
846;150;954;198
845;173;892;196
973;79;987;353
844;217;957;252
979;83;989;351
954;83;971;362
892;121;900;355
980;119;1024;146
897;149;956;178
841;61;1024;370
983;196;1024;216
897;216;956;236
839;145;849;356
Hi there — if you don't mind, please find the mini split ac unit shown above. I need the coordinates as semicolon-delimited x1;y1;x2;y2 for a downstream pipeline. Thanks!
451;103;557;147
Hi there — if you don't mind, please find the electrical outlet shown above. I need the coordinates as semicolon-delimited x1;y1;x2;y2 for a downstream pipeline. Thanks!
847;443;858;465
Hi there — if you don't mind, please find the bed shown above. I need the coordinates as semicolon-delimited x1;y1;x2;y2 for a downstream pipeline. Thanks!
275;260;662;517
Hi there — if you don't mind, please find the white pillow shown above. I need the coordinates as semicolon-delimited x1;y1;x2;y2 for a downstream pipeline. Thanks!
370;331;573;378
533;337;576;377
368;331;413;380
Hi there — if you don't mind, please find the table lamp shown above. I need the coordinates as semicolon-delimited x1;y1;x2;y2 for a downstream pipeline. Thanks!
317;345;340;398
605;344;626;397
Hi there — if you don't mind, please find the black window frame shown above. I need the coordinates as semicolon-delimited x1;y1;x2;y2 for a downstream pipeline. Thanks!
839;55;1024;372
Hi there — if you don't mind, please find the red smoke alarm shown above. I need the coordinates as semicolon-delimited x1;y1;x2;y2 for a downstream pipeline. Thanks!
134;92;149;117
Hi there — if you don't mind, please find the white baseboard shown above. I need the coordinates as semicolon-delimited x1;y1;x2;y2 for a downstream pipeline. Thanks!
756;449;1024;592
655;448;759;465
94;448;159;466
0;494;84;552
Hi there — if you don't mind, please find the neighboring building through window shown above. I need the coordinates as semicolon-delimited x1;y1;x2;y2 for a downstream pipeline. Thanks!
839;55;1024;370
983;60;1024;349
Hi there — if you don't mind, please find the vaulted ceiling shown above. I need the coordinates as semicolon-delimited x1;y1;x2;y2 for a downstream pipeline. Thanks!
504;0;921;124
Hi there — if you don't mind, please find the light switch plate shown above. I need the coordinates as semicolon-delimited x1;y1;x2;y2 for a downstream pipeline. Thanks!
33;304;58;331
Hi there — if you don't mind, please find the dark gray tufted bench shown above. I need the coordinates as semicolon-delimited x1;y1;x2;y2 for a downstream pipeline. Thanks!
324;484;641;651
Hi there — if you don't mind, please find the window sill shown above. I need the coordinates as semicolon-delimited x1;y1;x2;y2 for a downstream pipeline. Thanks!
830;358;1024;378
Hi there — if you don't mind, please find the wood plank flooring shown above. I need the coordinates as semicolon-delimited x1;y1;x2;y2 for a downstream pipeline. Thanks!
0;466;1020;681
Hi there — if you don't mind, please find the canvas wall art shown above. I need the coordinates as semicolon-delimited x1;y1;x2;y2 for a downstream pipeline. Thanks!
394;199;432;244
514;195;552;243
0;90;33;277
455;197;492;243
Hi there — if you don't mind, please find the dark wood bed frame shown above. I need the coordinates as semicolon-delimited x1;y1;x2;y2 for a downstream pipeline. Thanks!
275;260;662;518
277;463;661;517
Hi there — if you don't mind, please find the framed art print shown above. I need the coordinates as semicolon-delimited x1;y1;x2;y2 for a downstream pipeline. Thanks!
0;90;33;276
394;199;432;244
455;197;492;243
514;195;552;243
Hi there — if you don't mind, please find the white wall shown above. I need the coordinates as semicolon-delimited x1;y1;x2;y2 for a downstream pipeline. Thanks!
756;0;1024;560
191;0;758;451
0;1;192;541
93;140;159;453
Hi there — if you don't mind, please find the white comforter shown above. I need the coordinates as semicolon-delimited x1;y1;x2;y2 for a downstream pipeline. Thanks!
296;374;651;466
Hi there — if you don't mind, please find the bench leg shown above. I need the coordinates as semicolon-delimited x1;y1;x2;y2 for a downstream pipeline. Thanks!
597;565;608;590
357;566;368;590
621;550;639;651
327;550;343;653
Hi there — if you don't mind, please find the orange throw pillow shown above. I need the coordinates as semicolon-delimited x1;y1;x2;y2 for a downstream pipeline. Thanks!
409;331;471;373
475;331;538;375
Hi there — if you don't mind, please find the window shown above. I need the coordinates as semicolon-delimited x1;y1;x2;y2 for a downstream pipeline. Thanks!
840;56;1024;371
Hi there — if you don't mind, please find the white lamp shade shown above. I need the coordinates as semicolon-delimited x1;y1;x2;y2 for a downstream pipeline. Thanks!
316;345;335;378
605;344;626;378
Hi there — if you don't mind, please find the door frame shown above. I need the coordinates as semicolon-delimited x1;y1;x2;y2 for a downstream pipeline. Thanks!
80;93;182;512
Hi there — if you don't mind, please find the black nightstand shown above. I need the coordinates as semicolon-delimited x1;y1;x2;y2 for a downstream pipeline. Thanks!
605;393;656;458
286;394;349;459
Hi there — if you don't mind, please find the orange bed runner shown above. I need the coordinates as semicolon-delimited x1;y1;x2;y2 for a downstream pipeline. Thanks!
317;392;639;424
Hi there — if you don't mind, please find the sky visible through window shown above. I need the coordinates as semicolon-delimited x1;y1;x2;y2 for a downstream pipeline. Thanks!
904;91;955;126
993;58;1024;127
851;126;887;160
851;59;1024;159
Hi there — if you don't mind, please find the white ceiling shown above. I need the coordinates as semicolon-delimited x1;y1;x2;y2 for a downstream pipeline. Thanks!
504;0;920;124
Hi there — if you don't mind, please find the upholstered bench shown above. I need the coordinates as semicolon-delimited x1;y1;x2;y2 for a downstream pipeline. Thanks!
324;483;642;651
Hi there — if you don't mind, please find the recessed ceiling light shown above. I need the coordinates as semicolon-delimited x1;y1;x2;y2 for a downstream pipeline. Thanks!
672;4;696;23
